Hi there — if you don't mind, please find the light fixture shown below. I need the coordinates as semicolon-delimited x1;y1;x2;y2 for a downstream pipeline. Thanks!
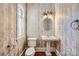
43;11;53;16
43;11;54;19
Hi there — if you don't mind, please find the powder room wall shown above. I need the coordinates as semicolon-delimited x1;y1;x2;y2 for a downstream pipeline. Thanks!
0;4;18;56
0;3;27;56
55;3;79;56
27;3;55;38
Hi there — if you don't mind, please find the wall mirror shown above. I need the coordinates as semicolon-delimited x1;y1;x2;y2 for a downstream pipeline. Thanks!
43;17;53;31
42;11;55;36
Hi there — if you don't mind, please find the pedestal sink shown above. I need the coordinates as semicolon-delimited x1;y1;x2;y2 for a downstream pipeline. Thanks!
42;36;59;41
41;36;59;56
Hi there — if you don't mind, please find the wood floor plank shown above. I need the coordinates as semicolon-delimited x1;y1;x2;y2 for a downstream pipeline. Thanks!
34;52;46;56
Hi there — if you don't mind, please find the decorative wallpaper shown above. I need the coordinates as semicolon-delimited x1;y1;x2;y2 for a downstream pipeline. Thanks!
0;4;17;56
55;4;79;56
27;3;55;37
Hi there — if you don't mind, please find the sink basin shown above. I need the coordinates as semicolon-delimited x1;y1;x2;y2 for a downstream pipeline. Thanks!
42;36;59;41
28;37;37;40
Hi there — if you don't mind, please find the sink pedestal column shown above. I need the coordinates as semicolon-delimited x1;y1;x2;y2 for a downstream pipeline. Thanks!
46;41;50;52
45;41;51;56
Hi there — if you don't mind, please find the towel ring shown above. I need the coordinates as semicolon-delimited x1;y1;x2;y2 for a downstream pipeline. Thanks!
71;19;79;30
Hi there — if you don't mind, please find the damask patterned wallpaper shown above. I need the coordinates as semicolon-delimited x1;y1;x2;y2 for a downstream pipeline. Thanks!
27;3;55;37
55;4;79;56
0;3;27;56
0;4;17;55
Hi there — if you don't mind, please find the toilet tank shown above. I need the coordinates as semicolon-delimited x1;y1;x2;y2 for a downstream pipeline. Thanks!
28;38;37;47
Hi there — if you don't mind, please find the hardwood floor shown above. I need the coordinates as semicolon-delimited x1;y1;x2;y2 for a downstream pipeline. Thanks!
34;52;46;56
51;52;57;56
34;52;57;56
22;51;57;56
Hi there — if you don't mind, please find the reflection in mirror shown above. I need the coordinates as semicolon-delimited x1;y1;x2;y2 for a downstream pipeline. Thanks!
43;17;52;31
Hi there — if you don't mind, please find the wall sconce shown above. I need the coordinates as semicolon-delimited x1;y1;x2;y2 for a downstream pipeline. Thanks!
43;11;53;15
71;19;79;30
43;11;54;19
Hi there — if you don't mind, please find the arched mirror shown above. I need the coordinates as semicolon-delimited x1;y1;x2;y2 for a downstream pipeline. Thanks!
43;17;52;31
42;11;55;36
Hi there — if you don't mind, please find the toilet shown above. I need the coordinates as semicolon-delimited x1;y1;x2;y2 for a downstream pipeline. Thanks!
25;38;37;56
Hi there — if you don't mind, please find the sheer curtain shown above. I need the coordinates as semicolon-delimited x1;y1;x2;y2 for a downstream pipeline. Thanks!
17;3;26;39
